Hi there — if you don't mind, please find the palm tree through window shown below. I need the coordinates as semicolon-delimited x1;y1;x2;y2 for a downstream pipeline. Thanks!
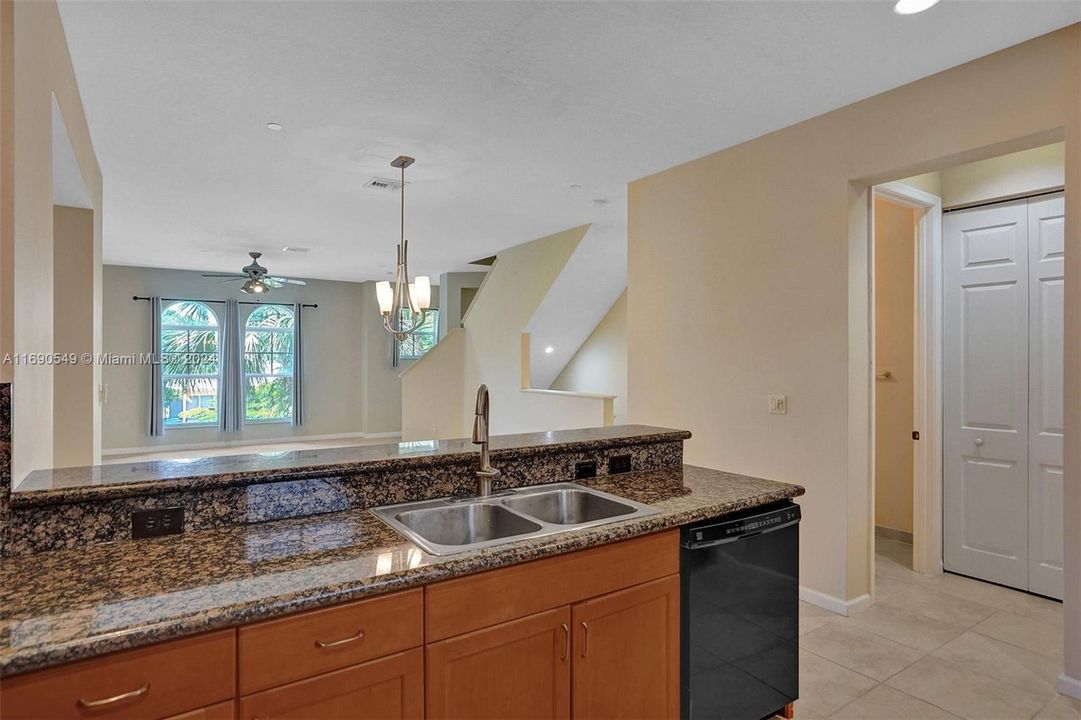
161;301;221;426
244;304;295;422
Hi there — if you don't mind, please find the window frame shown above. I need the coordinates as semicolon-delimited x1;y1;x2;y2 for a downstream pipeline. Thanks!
160;301;222;429
242;304;296;425
396;307;439;360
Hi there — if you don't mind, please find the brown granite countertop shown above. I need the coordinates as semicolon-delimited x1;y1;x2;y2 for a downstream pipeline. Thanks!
12;425;691;507
0;464;803;678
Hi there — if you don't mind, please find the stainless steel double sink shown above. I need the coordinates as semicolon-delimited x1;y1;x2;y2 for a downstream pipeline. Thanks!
371;482;659;556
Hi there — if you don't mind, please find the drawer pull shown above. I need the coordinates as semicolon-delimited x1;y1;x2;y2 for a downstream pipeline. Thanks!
76;682;150;709
561;623;570;661
581;621;589;658
314;629;365;649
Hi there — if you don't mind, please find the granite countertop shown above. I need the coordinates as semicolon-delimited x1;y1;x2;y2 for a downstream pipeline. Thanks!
12;425;691;507
0;464;803;678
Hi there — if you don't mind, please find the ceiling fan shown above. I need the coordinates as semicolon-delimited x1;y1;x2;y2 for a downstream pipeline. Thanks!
201;252;307;295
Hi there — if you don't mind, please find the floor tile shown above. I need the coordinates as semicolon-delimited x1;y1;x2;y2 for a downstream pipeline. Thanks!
874;571;923;601
971;610;1063;659
799;601;838;636
875;539;914;569
796;649;877;717
832;684;962;719
924;572;1064;621
878;585;997;627
1036;693;1081;719
840;603;967;653
887;655;1049;720
933;631;1061;696
801;623;924;681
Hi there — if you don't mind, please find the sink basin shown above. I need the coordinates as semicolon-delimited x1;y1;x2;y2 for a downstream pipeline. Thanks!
394;503;541;547
502;488;636;525
371;482;659;556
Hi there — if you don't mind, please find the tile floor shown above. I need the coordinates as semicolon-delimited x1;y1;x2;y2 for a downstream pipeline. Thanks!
791;537;1077;719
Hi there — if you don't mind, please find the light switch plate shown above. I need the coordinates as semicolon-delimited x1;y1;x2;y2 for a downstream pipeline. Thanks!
768;394;787;415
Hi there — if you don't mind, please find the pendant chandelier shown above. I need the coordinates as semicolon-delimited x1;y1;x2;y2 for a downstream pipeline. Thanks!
375;155;431;341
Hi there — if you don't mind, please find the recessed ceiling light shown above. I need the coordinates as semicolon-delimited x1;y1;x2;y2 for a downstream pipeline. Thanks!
893;0;940;15
545;346;554;354
265;122;284;131
569;184;582;190
281;246;309;253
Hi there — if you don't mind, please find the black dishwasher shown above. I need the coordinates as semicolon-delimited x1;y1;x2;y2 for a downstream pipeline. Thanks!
681;501;800;720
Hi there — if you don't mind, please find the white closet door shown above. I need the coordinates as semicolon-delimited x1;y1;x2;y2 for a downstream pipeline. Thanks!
943;199;1030;590
1028;192;1065;599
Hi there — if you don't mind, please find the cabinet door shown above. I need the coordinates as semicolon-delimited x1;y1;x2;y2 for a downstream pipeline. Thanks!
165;700;235;720
426;606;571;720
572;575;680;720
238;648;422;720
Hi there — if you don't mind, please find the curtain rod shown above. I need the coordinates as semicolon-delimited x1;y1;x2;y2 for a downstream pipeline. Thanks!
132;296;317;308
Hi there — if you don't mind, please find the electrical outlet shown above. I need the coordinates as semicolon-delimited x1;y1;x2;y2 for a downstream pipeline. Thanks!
132;507;184;539
575;460;598;479
768;394;788;415
608;454;632;474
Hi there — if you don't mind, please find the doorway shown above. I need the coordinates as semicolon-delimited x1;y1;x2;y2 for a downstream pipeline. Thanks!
870;142;1066;601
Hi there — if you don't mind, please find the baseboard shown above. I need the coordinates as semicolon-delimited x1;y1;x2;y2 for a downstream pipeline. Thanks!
875;526;914;544
1058;673;1081;701
103;431;401;457
799;586;873;617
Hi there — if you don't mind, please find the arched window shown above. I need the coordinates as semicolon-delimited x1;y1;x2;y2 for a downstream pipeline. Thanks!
161;301;220;426
244;304;295;422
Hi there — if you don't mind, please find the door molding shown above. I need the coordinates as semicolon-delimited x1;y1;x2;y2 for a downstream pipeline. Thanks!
872;182;944;577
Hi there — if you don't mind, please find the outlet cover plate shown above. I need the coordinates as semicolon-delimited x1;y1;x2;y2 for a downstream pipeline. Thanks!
132;507;184;539
768;394;788;415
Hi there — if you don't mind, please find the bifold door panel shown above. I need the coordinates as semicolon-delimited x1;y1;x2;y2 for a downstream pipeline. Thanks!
942;192;1064;599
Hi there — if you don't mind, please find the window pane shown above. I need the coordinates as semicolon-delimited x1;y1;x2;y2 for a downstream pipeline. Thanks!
274;352;294;375
163;377;218;426
245;376;293;421
248;304;294;329
245;351;273;375
397;308;438;359
162;301;218;327
272;332;294;355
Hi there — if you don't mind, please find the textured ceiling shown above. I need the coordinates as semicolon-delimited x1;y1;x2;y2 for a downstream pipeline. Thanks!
58;0;1081;282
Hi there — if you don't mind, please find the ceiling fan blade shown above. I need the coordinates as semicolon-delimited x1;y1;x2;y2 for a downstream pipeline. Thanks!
263;278;285;288
218;278;245;284
202;273;246;278
269;277;307;286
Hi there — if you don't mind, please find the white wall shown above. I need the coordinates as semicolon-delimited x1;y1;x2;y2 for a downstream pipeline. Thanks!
402;225;613;441
11;1;103;479
551;290;627;424
904;142;1064;208
100;266;431;452
437;272;486;340
627;25;1080;630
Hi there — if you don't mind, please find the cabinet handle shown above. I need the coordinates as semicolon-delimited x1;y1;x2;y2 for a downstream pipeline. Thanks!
580;621;589;658
76;682;150;709
561;623;569;661
314;629;365;649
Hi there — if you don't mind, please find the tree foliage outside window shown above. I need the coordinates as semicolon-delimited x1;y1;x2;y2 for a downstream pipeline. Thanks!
161;301;220;426
397;308;438;359
244;304;295;422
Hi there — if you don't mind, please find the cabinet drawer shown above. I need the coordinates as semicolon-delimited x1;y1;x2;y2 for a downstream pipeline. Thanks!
238;648;423;720
0;630;235;720
426;530;678;641
238;588;423;694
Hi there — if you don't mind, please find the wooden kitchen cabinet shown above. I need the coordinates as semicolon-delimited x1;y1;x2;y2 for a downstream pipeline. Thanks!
571;575;680;720
426;607;571;720
164;700;236;720
238;647;423;720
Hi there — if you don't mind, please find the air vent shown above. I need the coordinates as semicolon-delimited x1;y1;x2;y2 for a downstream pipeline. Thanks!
364;177;403;192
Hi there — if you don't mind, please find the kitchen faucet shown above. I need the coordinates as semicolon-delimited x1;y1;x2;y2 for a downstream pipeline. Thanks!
472;384;501;497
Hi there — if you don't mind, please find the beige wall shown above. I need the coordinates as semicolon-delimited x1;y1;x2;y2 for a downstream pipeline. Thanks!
437;271;486;340
100;265;427;452
874;198;915;536
10;1;103;479
628;24;1080;641
552;290;627;424
402;225;613;441
905;142;1065;208
53;206;95;467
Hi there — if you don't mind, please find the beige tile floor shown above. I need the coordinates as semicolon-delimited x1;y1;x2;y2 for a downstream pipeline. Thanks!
790;538;1077;720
